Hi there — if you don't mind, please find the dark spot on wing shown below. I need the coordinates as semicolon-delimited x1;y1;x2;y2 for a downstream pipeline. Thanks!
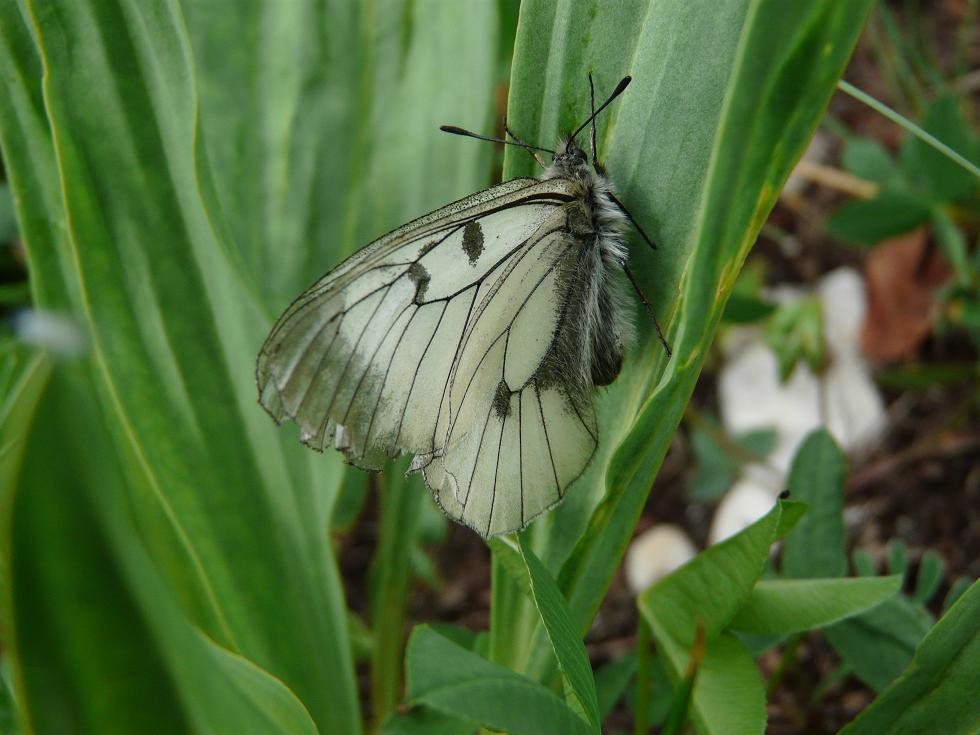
493;379;511;419
418;240;438;258
462;220;484;265
408;262;430;302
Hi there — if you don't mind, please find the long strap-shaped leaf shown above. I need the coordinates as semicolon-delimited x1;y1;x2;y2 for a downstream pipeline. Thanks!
493;0;874;679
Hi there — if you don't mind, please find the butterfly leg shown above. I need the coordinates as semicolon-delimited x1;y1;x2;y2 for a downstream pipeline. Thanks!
607;191;658;252
622;263;672;358
588;72;598;163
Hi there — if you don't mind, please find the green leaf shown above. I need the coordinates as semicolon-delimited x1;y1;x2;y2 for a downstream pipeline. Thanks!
380;707;476;735
912;551;945;606
728;576;902;635
932;208;973;287
781;430;847;579
656;632;765;735
5;366;319;735
0;1;361;728
594;653;636;720
404;626;595;735
0;183;17;242
182;0;499;307
826;189;933;244
840;580;980;735
722;292;778;324
842;137;897;185
518;536;601;731
639;501;795;645
825;595;935;692
639;502;806;734
899;95;978;203
1;1;502;732
504;0;873;685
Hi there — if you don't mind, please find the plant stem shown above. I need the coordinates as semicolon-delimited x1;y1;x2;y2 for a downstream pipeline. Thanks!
369;463;425;730
837;80;980;179
634;618;653;735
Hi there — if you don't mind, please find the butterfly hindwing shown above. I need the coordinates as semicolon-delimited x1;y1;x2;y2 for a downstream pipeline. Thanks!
257;176;599;536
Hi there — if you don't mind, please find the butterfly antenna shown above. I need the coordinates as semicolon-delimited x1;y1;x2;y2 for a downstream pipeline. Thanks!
622;263;672;357
588;72;598;162
569;75;631;143
504;120;548;168
440;125;555;158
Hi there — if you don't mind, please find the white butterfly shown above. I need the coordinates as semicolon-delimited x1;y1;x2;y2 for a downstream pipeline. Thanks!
256;75;668;537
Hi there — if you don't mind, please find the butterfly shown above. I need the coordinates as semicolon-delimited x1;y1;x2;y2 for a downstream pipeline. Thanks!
256;74;668;538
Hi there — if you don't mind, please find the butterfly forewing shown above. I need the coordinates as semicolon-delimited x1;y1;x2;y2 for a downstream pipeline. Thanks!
257;176;599;536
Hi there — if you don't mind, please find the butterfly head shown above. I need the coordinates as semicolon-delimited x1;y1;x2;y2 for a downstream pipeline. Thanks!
549;138;593;179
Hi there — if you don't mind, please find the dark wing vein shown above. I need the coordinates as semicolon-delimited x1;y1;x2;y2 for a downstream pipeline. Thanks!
535;382;563;502
487;406;507;537
340;302;414;425
361;307;421;458
393;301;450;448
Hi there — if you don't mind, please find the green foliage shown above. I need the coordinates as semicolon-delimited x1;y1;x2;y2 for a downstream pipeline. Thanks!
777;437;965;697
721;262;777;325
6;1;948;733
493;2;873;694
781;430;847;579
763;295;828;382
840;581;980;735
0;0;499;732
638;501;804;734
403;626;595;735
688;416;776;501
828;94;979;246
728;577;902;635
518;537;601;730
0;183;17;242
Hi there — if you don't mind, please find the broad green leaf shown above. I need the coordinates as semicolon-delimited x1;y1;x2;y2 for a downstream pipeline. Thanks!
640;501;802;644
655;631;765;735
781;430;847;579
639;502;805;734
1;2;361;729
899;95;978;203
518;536;601;731
5;366;319;735
825;595;935;692
404;626;595;735
840;581;980;735
728;576;902;635
842;137;897;185
182;0;499;307
826;189;932;244
499;0;872;683
2;1;503;732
